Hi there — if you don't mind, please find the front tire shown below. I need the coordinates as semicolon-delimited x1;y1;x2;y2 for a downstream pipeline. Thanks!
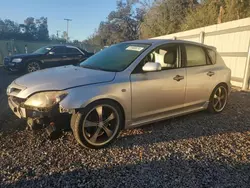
71;100;123;149
26;61;41;73
208;84;228;113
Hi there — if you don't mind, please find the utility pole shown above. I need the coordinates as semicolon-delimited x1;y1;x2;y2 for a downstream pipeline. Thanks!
56;30;60;38
64;18;72;42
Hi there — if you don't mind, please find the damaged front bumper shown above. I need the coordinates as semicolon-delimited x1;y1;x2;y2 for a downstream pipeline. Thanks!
8;96;62;119
8;96;72;134
8;96;27;119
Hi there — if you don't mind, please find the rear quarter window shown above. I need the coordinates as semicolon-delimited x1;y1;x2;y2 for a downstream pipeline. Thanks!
52;47;65;54
66;48;82;54
207;48;216;64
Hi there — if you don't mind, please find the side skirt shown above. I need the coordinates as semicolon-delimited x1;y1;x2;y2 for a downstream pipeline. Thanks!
126;101;209;129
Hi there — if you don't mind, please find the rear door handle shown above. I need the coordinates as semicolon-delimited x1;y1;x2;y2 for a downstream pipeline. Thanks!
62;56;67;58
173;75;184;82
207;71;215;77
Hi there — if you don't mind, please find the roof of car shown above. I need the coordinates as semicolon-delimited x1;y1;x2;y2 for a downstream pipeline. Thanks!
47;44;79;48
124;39;216;50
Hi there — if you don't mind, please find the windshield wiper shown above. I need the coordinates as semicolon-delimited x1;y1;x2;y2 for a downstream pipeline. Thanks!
81;65;114;72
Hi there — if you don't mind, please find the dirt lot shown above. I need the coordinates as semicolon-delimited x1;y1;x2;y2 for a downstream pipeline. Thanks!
0;67;250;188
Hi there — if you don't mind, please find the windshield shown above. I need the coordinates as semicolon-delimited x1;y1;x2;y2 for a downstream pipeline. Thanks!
33;46;52;54
80;43;150;72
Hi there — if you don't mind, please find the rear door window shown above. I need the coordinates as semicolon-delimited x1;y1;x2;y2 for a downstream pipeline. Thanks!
51;47;65;54
66;47;82;55
185;45;207;67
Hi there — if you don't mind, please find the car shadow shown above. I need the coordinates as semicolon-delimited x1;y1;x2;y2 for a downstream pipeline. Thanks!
2;153;249;187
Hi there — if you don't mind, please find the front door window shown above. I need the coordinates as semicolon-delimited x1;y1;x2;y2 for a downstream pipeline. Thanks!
130;44;186;122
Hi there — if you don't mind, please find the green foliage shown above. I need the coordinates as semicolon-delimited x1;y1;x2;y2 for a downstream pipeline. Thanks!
223;0;250;21
85;0;142;47
182;0;250;31
140;0;195;38
84;0;250;45
181;1;218;31
0;17;49;41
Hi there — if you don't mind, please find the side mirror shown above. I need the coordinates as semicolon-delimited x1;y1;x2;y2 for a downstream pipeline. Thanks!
142;62;161;72
48;51;55;55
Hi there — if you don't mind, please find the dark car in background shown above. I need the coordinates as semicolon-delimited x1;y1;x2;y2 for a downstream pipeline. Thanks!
3;45;94;73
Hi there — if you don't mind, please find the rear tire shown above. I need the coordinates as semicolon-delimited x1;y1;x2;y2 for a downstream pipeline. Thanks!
71;100;123;149
208;84;228;113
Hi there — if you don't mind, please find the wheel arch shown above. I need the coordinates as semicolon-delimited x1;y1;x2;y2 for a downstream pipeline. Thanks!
209;82;230;102
215;82;229;92
75;98;126;129
208;82;229;113
25;59;42;68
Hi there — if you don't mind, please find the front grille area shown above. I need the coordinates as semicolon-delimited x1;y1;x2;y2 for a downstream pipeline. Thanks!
7;85;22;96
9;96;26;106
4;57;10;65
10;88;21;94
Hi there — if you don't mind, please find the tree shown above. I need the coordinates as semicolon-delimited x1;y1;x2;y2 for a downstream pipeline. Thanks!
182;0;250;31
223;0;250;22
0;16;49;41
181;1;218;31
24;17;38;40
85;0;142;46
84;30;105;47
107;0;140;42
36;17;49;41
139;0;198;38
0;19;20;40
86;0;250;43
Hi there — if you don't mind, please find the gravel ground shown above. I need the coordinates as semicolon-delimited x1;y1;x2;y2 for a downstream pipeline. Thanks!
0;68;250;187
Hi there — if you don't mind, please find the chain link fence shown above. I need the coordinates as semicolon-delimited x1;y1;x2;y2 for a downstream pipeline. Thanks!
0;40;101;65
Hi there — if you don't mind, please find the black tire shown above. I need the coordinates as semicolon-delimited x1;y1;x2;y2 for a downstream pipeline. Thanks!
208;84;228;113
26;60;41;73
71;100;123;149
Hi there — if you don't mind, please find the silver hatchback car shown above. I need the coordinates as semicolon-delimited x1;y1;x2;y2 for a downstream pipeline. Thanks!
7;40;231;149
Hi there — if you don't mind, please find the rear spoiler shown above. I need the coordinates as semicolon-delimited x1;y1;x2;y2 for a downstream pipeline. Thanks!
206;45;217;51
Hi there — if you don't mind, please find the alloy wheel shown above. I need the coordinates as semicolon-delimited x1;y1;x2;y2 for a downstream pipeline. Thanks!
27;62;40;72
212;86;227;112
82;104;120;146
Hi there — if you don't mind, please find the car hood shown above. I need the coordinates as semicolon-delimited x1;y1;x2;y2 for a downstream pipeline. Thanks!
14;65;116;97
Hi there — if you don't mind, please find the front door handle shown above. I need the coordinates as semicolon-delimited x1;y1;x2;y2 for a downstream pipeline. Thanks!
173;75;184;82
207;71;215;77
62;56;67;58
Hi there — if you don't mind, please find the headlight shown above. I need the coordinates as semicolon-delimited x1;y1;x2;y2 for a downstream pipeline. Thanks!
12;58;22;63
24;91;68;108
6;86;11;95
